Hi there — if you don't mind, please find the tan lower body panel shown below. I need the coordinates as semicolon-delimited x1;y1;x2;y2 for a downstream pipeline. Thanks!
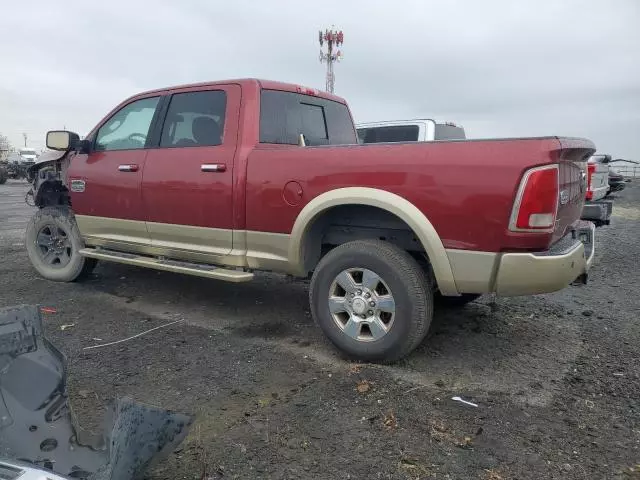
495;242;590;296
77;215;291;272
446;237;592;297
76;215;149;245
446;249;500;293
146;222;233;256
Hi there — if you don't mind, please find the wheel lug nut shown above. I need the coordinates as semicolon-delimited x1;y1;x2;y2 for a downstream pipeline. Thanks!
350;293;355;298
356;289;362;295
368;310;373;316
369;301;375;307
364;292;371;299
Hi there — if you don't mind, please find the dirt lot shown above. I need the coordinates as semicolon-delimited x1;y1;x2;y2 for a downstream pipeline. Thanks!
1;179;639;480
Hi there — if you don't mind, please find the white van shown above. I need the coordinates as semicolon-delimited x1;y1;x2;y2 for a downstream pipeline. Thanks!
18;148;38;164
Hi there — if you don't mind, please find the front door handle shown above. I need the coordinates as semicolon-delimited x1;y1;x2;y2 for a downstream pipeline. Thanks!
201;163;226;173
118;164;139;172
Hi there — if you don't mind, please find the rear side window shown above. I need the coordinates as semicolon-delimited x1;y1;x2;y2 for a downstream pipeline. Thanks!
357;125;419;144
160;90;226;147
434;123;465;140
300;103;328;143
259;90;356;146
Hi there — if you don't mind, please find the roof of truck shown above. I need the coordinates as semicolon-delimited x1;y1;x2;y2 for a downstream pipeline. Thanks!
136;79;347;104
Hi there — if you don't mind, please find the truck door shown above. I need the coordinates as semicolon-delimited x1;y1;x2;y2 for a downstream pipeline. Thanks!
142;85;240;259
68;95;161;248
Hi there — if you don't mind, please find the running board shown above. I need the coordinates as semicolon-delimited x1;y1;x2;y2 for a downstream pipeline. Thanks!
79;248;254;283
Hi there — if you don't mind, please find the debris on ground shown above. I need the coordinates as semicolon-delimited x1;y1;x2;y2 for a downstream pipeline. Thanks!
60;323;75;331
83;319;182;350
356;379;371;393
483;468;505;480
451;396;479;407
383;410;397;429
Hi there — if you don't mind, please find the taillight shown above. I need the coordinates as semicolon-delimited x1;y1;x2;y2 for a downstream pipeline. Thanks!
585;163;596;200
509;164;559;232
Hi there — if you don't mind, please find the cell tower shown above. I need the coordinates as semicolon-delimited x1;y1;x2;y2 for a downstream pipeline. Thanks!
319;27;344;94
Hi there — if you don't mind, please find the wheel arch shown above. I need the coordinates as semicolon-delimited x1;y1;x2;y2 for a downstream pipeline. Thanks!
288;187;459;296
34;179;70;208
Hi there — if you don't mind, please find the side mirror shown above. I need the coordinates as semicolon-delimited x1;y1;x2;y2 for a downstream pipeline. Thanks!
46;130;80;151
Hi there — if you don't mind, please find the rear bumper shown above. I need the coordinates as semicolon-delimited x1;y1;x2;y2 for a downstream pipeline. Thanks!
446;221;596;297
581;199;613;226
494;221;595;296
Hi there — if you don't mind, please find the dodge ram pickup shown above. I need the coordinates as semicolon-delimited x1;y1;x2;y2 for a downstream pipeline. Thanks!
26;79;596;362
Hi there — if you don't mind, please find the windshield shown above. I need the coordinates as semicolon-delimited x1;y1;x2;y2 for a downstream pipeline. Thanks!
19;149;37;156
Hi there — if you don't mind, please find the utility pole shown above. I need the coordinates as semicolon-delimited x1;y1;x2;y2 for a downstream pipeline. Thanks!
319;27;344;93
22;133;27;147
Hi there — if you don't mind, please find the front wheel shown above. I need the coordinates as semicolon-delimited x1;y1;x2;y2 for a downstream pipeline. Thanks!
25;206;97;282
310;240;433;363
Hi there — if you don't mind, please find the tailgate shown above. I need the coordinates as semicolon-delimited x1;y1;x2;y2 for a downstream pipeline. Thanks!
553;138;596;244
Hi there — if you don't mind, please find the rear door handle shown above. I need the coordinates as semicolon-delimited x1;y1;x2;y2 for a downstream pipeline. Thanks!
118;164;139;172
201;163;226;172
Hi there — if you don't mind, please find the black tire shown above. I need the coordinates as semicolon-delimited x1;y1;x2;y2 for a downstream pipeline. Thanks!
435;293;481;308
0;170;7;184
309;239;433;363
25;206;97;282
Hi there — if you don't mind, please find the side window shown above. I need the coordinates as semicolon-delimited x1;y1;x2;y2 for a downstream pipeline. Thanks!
259;90;299;145
259;90;357;146
299;103;328;144
95;97;159;151
160;91;226;148
325;101;357;145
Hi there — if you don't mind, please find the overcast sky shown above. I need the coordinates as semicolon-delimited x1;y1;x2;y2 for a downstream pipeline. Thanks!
1;0;639;158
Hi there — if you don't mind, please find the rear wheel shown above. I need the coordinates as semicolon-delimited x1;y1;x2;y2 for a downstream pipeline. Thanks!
25;206;97;282
310;240;433;363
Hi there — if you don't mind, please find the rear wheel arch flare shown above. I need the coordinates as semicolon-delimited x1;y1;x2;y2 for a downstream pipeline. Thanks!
288;187;458;296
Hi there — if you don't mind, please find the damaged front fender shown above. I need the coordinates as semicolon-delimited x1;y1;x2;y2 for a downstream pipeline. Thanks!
0;305;193;480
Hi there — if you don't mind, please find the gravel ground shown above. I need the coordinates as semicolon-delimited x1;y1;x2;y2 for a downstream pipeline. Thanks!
1;178;639;480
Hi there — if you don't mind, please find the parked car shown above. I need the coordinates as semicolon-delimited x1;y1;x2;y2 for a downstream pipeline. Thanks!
581;154;613;226
26;79;595;362
356;119;465;143
4;152;30;180
606;169;626;195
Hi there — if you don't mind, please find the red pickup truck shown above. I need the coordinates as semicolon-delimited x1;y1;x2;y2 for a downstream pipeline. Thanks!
26;79;595;362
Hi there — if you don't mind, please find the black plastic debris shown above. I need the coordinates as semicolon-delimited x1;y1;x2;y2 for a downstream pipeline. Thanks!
0;305;193;480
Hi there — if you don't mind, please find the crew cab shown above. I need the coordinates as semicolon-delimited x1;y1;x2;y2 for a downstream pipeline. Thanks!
356;119;465;143
26;79;596;362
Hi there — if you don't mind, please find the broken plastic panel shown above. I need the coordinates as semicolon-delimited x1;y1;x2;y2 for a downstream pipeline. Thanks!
0;305;193;480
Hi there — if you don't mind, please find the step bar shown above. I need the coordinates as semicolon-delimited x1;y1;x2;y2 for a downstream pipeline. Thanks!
79;247;254;283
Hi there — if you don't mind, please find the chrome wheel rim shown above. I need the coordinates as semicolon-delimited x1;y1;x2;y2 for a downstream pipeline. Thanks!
35;224;72;268
328;268;396;342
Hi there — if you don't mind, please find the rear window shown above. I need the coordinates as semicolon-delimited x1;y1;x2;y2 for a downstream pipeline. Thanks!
259;90;356;146
357;125;419;144
434;123;466;140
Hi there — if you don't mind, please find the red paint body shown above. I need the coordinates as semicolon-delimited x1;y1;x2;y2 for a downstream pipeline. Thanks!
68;79;594;253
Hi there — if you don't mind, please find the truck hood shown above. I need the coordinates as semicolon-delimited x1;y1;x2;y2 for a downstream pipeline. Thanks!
27;149;67;177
